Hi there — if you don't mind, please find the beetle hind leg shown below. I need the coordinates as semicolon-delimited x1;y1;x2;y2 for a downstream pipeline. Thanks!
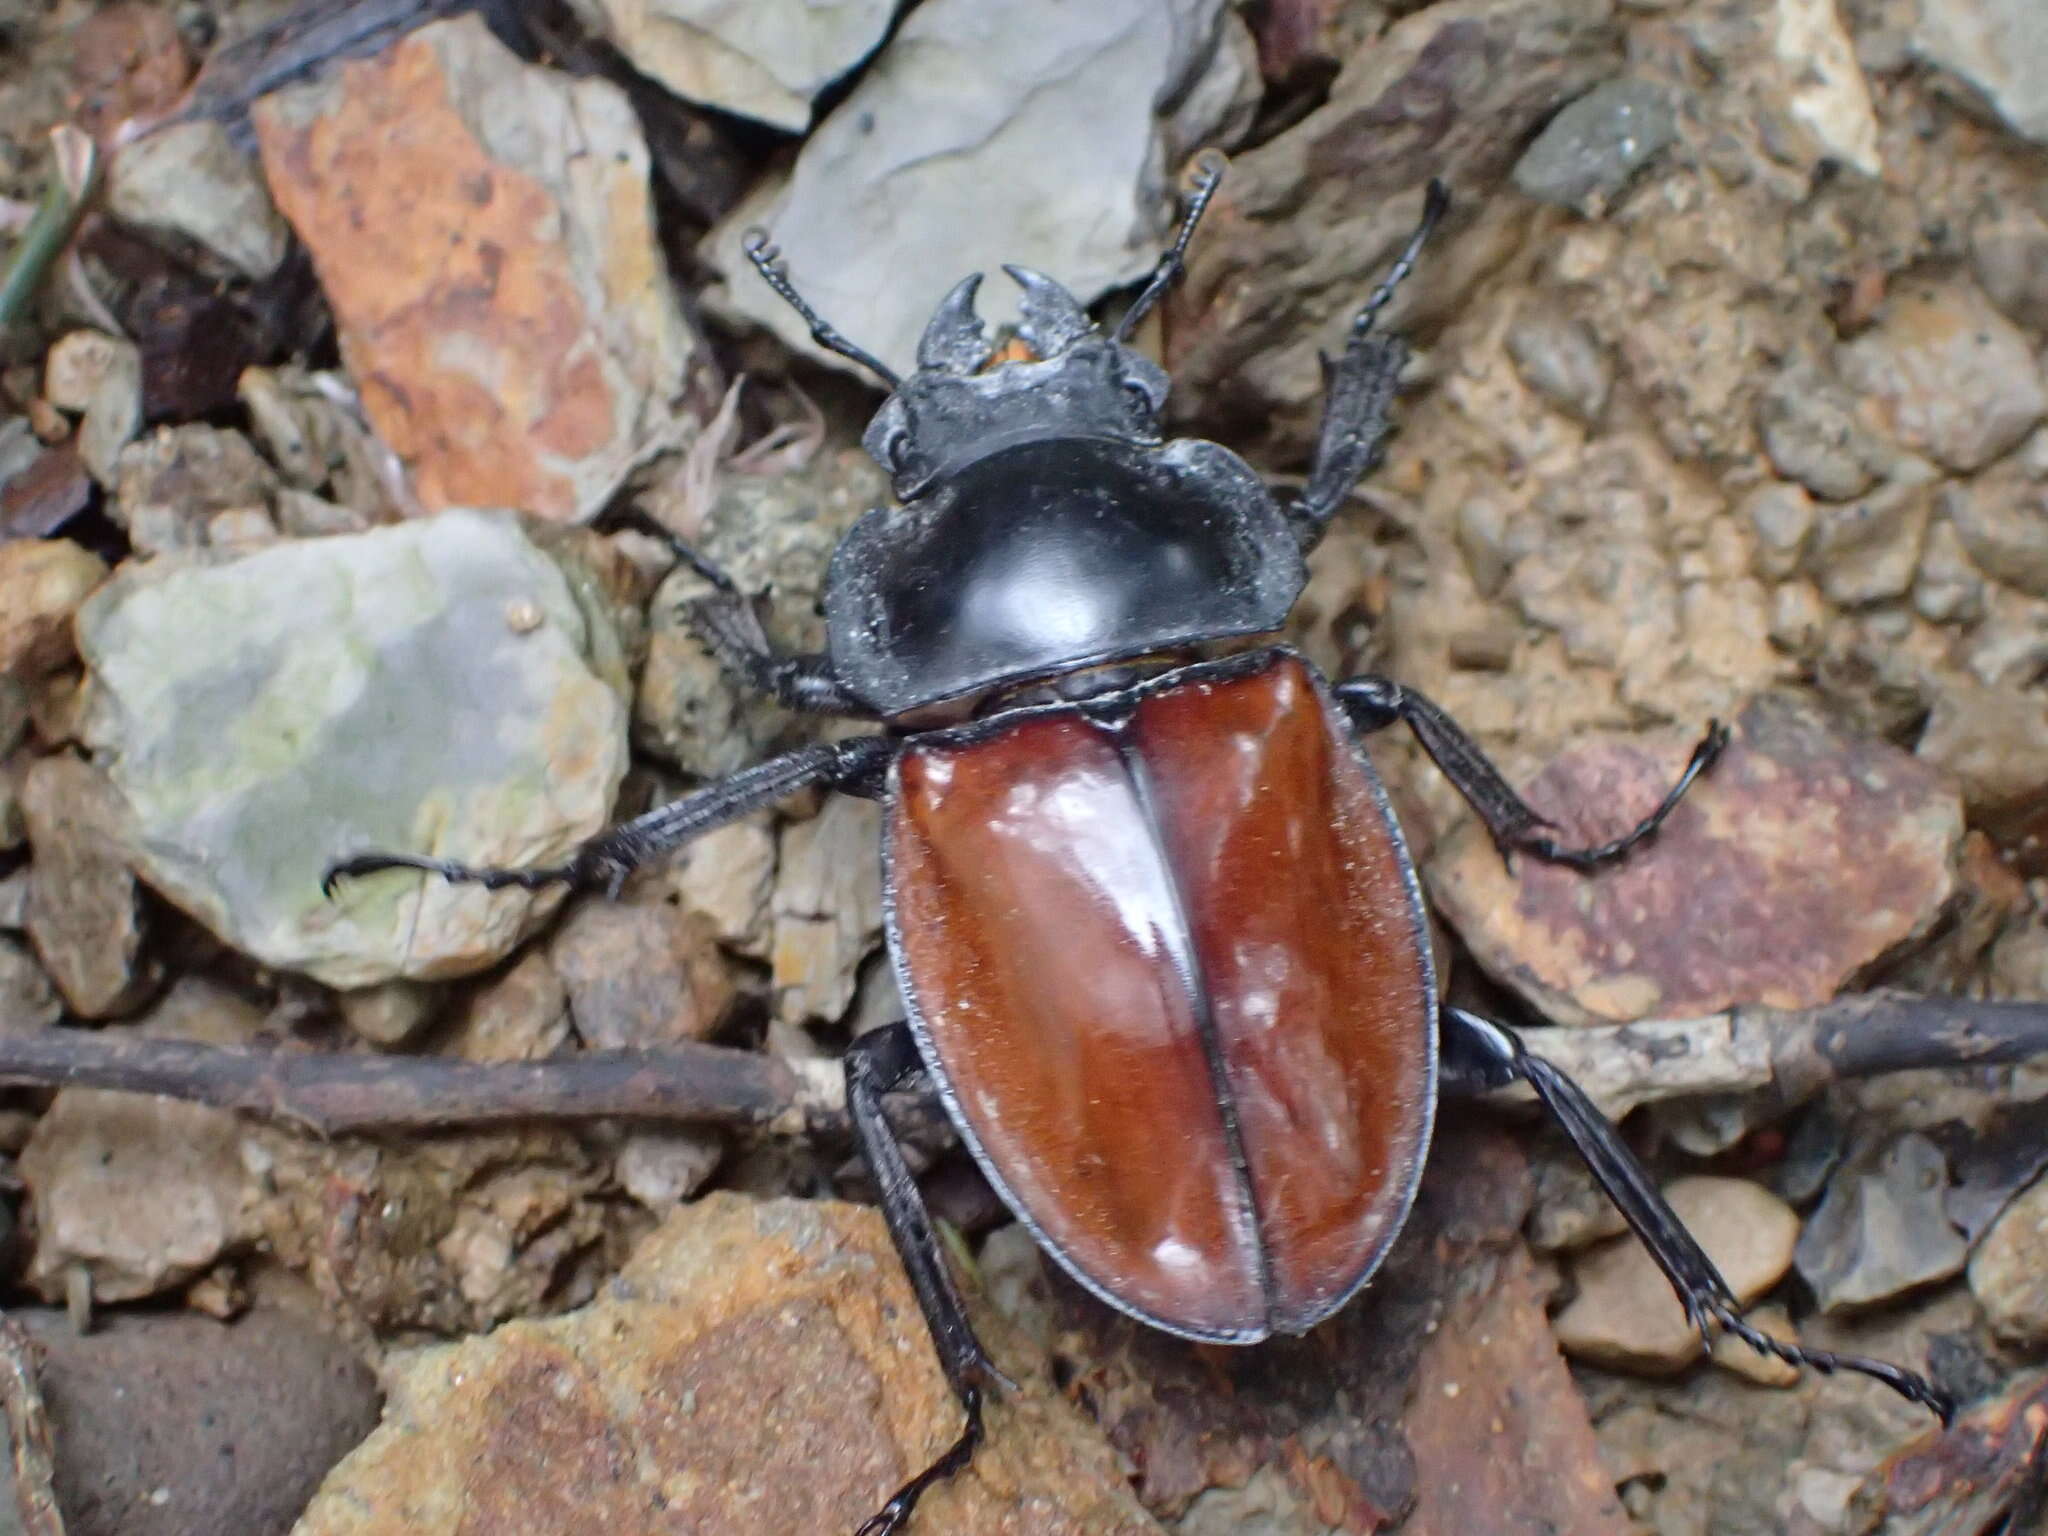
1440;1006;1956;1424
845;1022;1010;1534
1337;675;1728;871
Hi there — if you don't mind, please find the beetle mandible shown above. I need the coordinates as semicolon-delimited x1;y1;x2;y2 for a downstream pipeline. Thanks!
328;156;1952;1534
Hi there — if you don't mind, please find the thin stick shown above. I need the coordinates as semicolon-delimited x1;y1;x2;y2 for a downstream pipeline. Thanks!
0;992;2039;1138
1508;992;2048;1120
0;1033;846;1138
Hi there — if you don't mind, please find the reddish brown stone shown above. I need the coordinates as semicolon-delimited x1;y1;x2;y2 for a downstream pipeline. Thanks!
295;1195;1159;1536
1404;1243;1632;1536
1430;695;1965;1027
251;17;693;523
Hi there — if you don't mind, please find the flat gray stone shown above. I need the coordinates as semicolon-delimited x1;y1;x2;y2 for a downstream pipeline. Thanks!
1792;1132;1968;1313
580;0;897;131
77;511;628;987
1915;0;2048;145
705;0;1236;377
1512;78;1677;211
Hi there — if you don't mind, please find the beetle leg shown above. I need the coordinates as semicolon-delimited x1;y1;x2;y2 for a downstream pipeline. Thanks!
686;587;880;716
1335;676;1729;871
1439;1006;1956;1424
324;736;898;899
846;1022;1008;1535
1291;181;1450;546
596;507;877;717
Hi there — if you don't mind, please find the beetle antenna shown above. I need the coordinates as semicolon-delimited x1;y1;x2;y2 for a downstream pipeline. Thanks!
1114;149;1227;341
1349;179;1451;339
742;230;903;390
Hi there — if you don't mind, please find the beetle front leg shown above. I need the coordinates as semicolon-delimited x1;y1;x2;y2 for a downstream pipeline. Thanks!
1336;675;1728;871
324;735;897;899
1439;1006;1955;1422
1290;180;1450;547
600;506;876;717
845;1021;1009;1535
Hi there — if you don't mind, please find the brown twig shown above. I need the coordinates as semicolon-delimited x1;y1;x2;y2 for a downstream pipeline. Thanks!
0;1033;847;1138
1510;991;2048;1120
0;992;2040;1139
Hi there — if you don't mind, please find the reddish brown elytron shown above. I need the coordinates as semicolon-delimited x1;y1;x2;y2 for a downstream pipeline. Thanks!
887;649;1436;1339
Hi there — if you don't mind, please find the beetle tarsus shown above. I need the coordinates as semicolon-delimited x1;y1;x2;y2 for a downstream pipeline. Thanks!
1114;148;1228;341
1509;718;1728;871
319;853;573;896
1440;1007;1953;1421
1339;678;1725;873
322;737;897;902
854;1387;985;1536
1292;180;1451;542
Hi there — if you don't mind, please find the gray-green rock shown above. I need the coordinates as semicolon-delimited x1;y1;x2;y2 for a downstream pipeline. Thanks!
1512;79;1677;211
77;511;628;987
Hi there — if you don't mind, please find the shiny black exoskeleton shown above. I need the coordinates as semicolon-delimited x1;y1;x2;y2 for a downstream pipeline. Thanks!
327;158;1952;1536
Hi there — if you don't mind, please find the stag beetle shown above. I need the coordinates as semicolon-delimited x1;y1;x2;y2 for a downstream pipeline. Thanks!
329;157;1951;1533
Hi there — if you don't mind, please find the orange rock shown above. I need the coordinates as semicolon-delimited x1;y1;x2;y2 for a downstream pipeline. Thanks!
296;1194;1159;1535
252;17;695;523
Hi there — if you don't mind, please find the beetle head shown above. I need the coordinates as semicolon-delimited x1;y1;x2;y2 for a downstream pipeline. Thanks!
863;266;1171;499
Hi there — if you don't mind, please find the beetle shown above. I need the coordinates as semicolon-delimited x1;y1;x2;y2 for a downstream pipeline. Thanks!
328;157;1952;1533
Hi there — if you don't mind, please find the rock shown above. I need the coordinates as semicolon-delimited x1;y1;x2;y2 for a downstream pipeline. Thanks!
664;816;775;954
1756;363;1892;501
615;1129;723;1210
1430;695;1965;1027
20;756;155;1019
0;539;107;679
1939;450;2048;597
1792;1132;1968;1313
1916;676;2048;841
772;794;882;1024
1404;1242;1635;1534
1912;517;1988;624
548;899;738;1048
1710;1303;1802;1388
75;340;142;489
1172;0;1621;439
0;935;59;1032
338;980;441;1048
1971;202;2048;333
21;1082;249;1303
579;0;895;131
1526;1144;1628;1254
1512;79;1678;213
111;425;279;557
42;331;127;414
1913;0;2048;145
104;117;289;279
1848;1369;2048;1535
14;1307;379;1536
704;0;1239;378
449;951;571;1063
236;365;397;521
1969;1169;2048;1344
77;511;629;988
68;3;191;140
1804;473;1933;607
1836;278;2046;475
293;1194;1159;1535
1552;1177;1799;1374
1771;0;1882;175
1506;309;1612;425
252;15;695;522
1744;482;1816;580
